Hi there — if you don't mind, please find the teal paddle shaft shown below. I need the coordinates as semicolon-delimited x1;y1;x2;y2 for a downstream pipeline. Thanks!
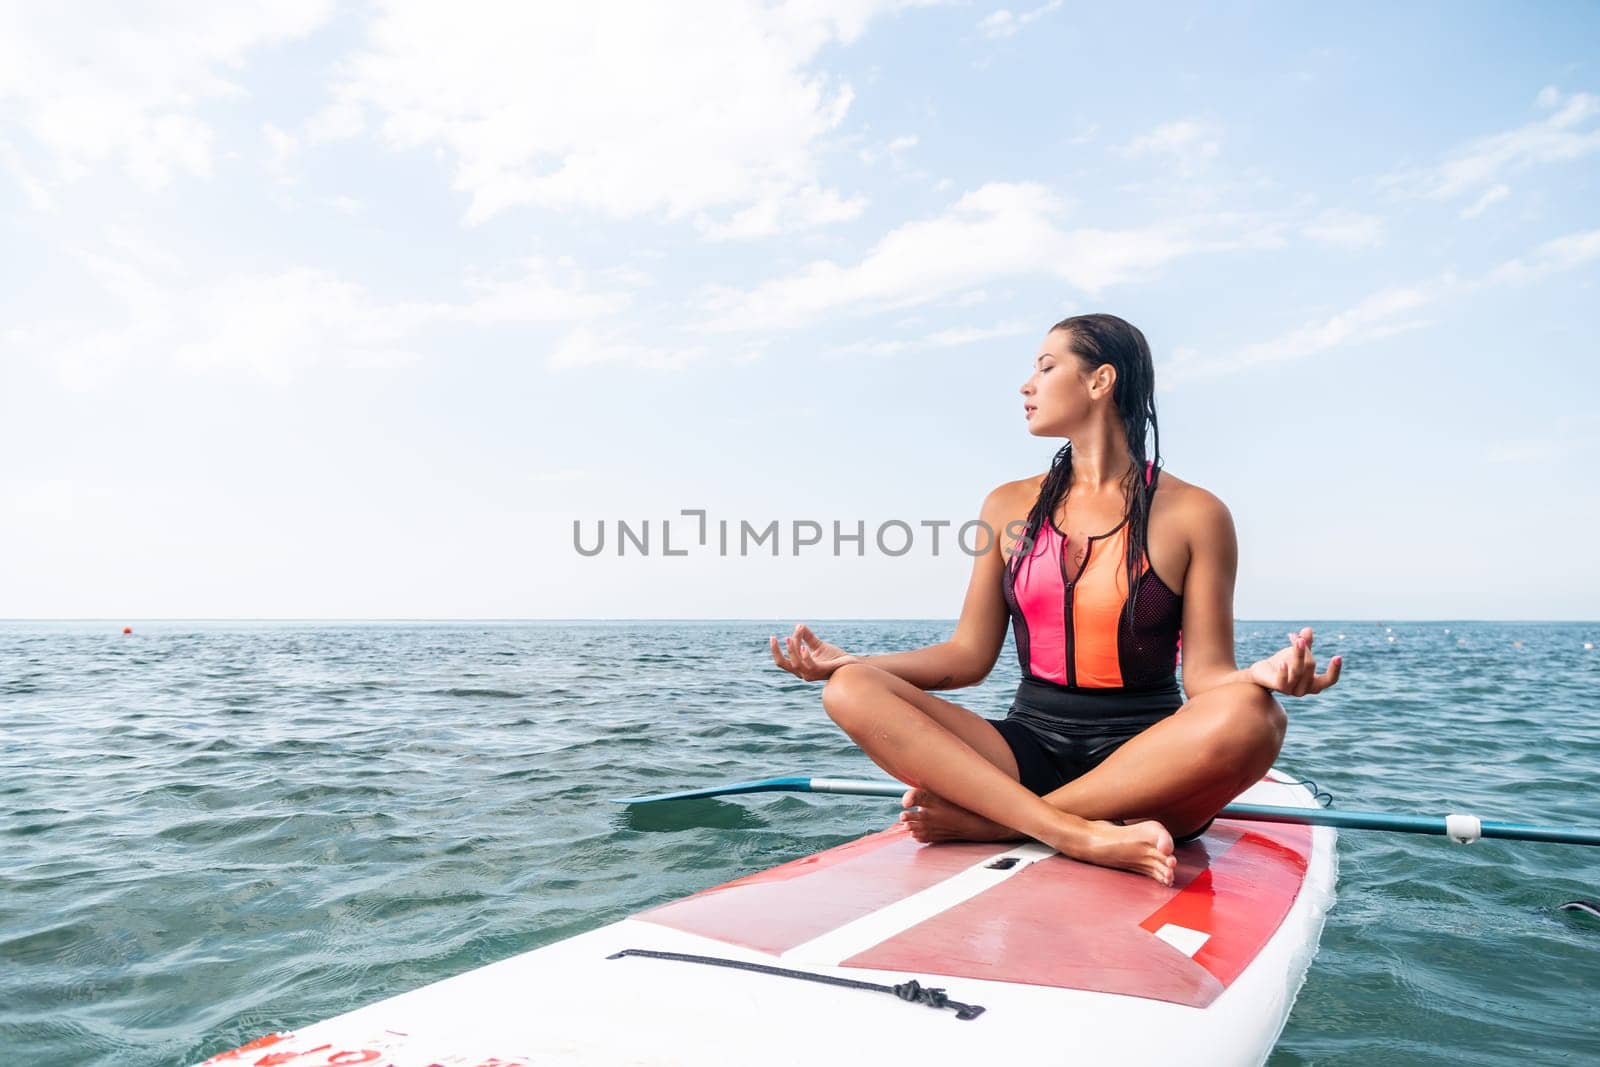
1221;803;1600;846
612;776;1600;847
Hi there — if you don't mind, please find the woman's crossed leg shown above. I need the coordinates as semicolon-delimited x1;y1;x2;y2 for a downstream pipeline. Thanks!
820;662;1286;884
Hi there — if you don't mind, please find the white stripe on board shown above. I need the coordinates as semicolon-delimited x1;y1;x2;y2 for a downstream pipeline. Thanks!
778;842;1056;967
1152;922;1211;958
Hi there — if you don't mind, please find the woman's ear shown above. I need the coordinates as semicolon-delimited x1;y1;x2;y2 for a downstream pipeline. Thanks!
1089;362;1117;398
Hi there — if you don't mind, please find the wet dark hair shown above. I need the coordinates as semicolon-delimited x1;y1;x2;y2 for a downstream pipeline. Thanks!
1015;313;1163;627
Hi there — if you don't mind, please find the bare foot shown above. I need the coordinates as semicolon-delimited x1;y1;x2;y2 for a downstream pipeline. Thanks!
1071;819;1177;886
898;789;1176;887
899;787;1027;844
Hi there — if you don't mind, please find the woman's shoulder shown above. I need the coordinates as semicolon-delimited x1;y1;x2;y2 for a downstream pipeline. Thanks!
983;474;1048;506
981;468;1231;521
1152;470;1233;531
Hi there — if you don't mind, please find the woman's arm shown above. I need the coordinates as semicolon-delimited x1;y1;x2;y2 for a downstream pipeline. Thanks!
1175;490;1343;699
854;486;1016;690
1173;491;1253;699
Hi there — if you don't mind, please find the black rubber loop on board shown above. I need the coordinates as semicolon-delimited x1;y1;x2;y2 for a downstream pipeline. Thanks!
606;948;986;1020
1560;899;1600;921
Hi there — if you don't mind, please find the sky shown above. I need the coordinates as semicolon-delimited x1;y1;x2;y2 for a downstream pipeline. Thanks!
1;1;1597;621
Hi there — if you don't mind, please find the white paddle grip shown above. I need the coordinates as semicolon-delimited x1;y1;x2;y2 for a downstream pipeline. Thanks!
1445;813;1482;844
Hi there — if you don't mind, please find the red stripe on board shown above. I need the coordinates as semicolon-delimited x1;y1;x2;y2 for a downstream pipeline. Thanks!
635;792;1316;1009
1137;820;1312;988
635;823;1015;955
841;827;1246;1007
843;820;1312;1008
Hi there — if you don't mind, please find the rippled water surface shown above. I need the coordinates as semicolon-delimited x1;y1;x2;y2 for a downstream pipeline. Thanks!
3;620;1598;1065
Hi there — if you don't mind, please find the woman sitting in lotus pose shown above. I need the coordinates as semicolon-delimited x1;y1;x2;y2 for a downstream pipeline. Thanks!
769;313;1341;886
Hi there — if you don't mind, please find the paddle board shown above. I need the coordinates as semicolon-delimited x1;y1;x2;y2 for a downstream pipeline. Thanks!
195;767;1336;1066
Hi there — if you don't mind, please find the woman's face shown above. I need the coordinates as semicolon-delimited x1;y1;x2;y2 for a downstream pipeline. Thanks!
1020;329;1093;437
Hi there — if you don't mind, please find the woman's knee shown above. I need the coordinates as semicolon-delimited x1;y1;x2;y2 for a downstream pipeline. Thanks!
1201;683;1287;762
820;662;883;726
1240;683;1287;742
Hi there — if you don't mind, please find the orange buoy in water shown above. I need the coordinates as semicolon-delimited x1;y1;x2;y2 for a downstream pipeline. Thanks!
122;626;132;634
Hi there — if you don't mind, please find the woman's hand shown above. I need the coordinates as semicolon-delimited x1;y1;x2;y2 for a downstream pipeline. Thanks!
1248;626;1343;697
769;623;861;682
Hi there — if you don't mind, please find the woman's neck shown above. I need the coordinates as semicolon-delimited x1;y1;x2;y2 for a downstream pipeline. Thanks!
1065;424;1134;493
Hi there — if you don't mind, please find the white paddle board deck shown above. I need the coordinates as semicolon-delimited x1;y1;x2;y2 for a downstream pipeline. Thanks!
197;769;1336;1067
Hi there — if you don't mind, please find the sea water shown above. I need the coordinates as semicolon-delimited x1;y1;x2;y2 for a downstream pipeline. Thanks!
2;620;1597;1065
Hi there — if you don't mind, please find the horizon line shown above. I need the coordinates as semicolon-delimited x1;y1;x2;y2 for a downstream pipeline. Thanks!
3;617;1597;625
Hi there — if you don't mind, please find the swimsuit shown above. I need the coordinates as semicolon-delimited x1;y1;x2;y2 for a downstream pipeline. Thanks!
992;466;1214;843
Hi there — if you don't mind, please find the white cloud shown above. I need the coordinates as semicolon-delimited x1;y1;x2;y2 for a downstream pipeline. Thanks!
452;257;635;326
700;181;1278;332
1;242;634;388
1162;284;1438;388
0;136;55;209
858;134;919;166
263;123;300;185
978;0;1064;40
1066;123;1100;145
1483;227;1600;286
827;318;1034;357
1164;226;1600;386
172;269;432;380
1385;87;1600;205
697;184;867;242
305;97;365;143
1301;209;1385;249
314;1;925;235
546;326;716;372
1460;183;1510;219
0;2;333;193
1116;119;1223;177
325;194;366;215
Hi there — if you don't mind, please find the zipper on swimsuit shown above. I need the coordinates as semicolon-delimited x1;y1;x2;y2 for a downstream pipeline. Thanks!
1059;533;1075;688
1060;531;1102;689
1064;581;1076;687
